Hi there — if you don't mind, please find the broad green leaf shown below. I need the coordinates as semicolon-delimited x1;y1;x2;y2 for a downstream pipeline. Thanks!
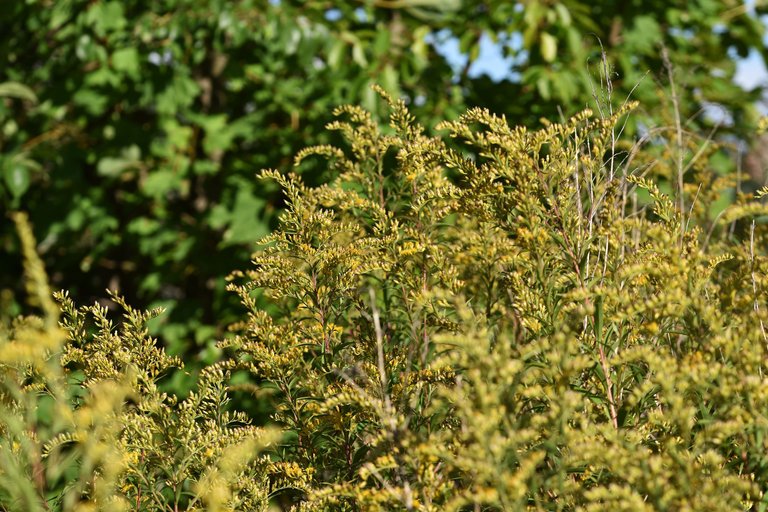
85;1;126;36
85;67;120;87
361;80;378;113
211;185;268;247
193;160;219;175
72;88;108;115
536;75;551;99
112;47;140;78
523;3;544;46
327;39;346;69
3;159;30;198
411;26;431;70
142;169;180;198
624;16;662;55
161;119;194;151
96;157;131;177
540;32;557;63
373;27;390;58
554;4;572;26
97;145;141;177
352;41;368;68
380;65;399;97
566;26;582;55
127;216;160;236
199;114;230;154
156;74;200;116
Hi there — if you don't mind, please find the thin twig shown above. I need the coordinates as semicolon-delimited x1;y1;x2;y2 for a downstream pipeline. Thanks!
661;46;686;245
750;221;767;344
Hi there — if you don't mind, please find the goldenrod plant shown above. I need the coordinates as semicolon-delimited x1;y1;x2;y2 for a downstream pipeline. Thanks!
5;88;768;510
227;89;768;510
1;213;280;511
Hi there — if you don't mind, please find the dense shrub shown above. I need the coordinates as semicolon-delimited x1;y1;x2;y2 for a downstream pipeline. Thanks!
4;92;768;510
1;1;765;363
1;212;280;511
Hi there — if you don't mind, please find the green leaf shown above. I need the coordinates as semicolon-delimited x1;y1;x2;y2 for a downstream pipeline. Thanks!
193;160;219;175
3;160;30;199
112;47;140;79
72;88;108;115
411;26;431;71
226;198;267;245
540;32;557;63
361;80;378;113
536;75;551;99
373;28;390;58
624;16;662;55
0;82;37;103
327;39;346;69
380;65;399;97
85;1;126;36
523;3;544;47
199;115;230;153
142;169;180;198
97;145;141;177
554;4;571;26
156;74;200;116
161;119;194;152
127;216;160;236
212;184;268;247
594;295;604;346
352;40;368;68
96;157;130;177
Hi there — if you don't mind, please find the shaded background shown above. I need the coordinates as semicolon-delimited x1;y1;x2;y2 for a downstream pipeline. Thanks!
1;0;767;368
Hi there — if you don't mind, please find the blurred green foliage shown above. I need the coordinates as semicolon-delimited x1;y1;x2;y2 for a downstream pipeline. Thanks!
0;0;766;360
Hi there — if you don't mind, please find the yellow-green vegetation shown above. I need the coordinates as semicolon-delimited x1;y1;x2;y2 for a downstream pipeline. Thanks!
1;213;279;511
4;90;768;510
